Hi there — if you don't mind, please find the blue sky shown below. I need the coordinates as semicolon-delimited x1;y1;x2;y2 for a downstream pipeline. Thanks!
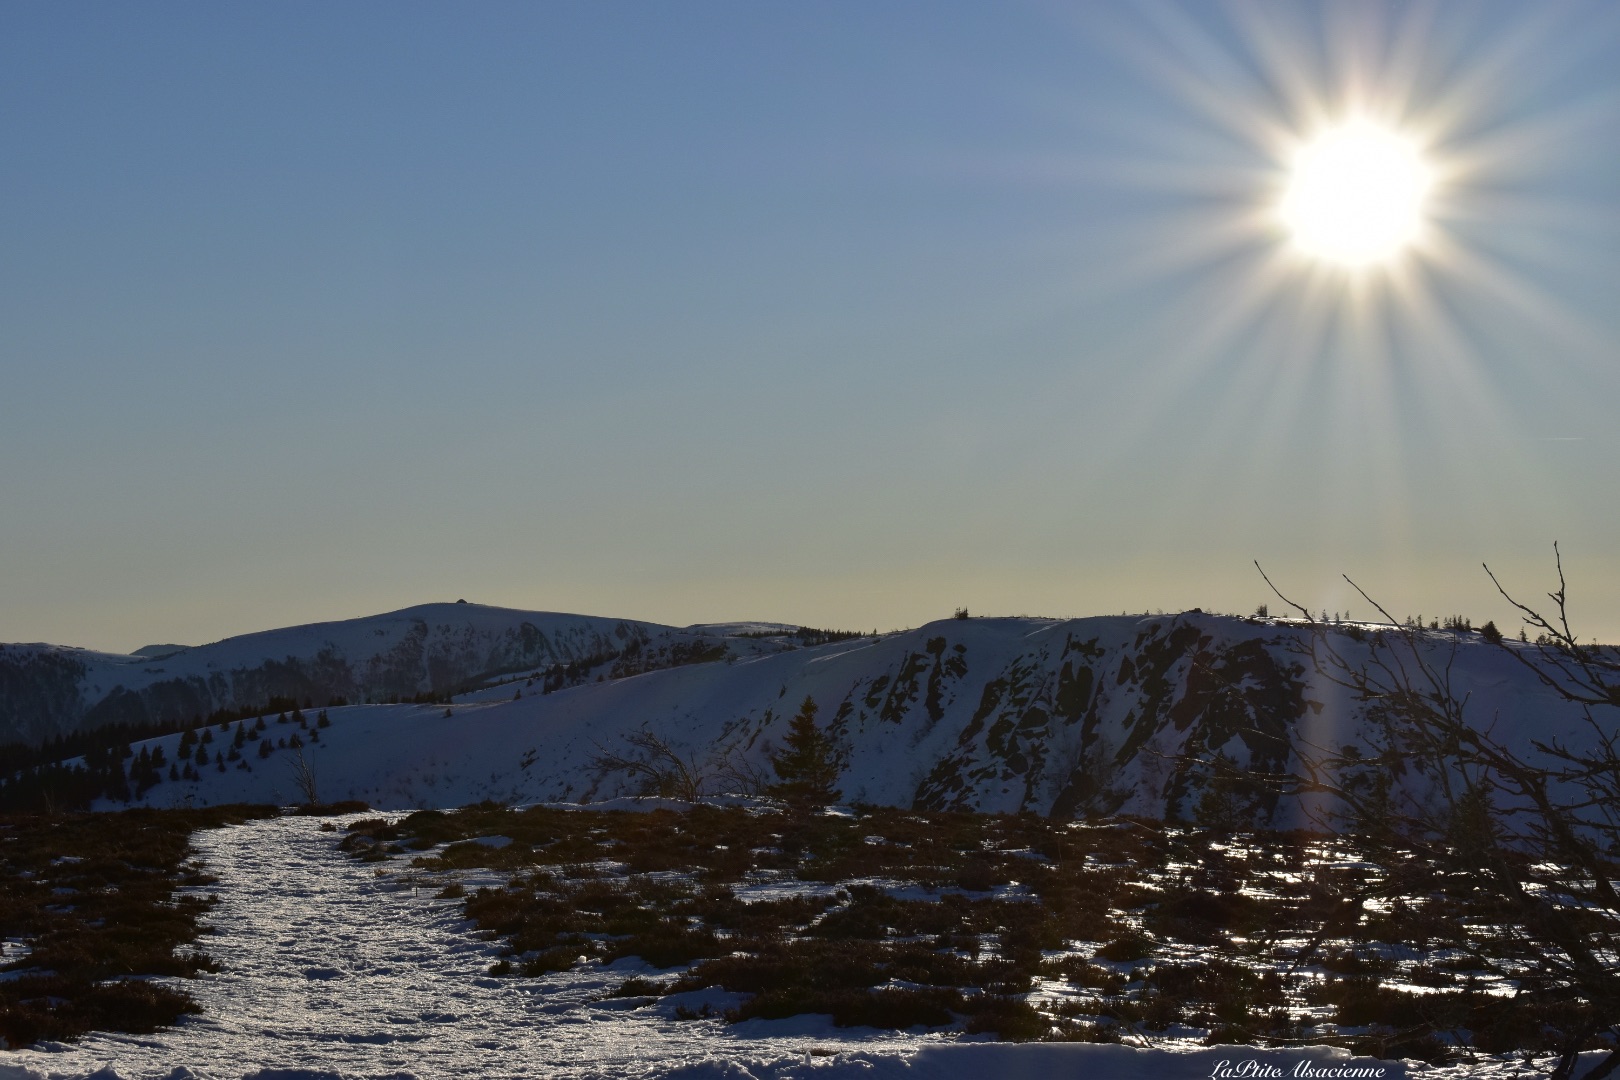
3;1;1618;650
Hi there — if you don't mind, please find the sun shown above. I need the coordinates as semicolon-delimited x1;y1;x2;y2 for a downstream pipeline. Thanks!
1281;120;1432;267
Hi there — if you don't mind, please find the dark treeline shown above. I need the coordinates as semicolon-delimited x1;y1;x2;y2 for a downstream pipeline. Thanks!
0;694;343;776
788;627;867;647
362;689;455;705
0;743;133;813
0;699;337;813
732;626;868;647
539;648;623;694
609;639;728;680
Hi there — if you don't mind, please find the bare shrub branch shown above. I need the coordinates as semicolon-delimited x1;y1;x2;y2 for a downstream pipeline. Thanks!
286;748;319;807
1261;547;1620;1080
589;730;709;801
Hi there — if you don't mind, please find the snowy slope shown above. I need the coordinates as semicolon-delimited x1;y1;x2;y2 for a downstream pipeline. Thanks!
99;610;1600;821
0;603;775;746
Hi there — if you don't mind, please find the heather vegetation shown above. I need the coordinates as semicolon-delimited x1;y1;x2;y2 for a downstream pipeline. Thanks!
342;801;1611;1062
0;805;277;1047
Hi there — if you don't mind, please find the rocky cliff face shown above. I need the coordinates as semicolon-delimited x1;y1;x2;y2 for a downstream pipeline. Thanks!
907;620;1309;819
494;611;1584;823
718;614;1331;821
0;646;89;746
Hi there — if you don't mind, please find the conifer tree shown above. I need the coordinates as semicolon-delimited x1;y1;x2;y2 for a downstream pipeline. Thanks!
767;696;844;808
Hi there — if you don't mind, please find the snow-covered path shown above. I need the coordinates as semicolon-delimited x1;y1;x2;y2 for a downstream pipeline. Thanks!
0;815;938;1079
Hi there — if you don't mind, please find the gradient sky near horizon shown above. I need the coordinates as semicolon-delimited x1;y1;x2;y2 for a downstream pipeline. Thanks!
4;1;1618;653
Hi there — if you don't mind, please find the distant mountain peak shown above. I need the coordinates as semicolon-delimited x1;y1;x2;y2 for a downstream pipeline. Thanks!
132;644;191;659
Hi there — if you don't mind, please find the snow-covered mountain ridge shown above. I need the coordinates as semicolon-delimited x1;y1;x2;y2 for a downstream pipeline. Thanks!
0;603;769;747
6;605;1592;822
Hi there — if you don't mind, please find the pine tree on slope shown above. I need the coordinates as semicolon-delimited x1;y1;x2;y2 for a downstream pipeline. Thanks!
768;696;843;808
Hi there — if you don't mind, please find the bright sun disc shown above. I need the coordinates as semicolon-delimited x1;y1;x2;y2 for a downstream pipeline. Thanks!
1282;121;1430;266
